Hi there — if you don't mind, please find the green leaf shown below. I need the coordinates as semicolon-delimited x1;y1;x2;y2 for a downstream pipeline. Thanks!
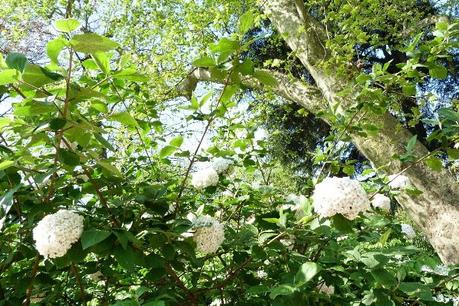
47;37;68;64
406;135;417;152
0;160;14;171
429;64;448;80
92;51;110;74
49;118;67;131
81;229;111;249
159;145;177;159
447;148;459;159
398;282;433;301
22;64;62;88
70;33;119;53
113;69;149;82
295;262;321;286
14;100;55;116
238;10;255;34
269;284;296;299
0;185;21;216
58;149;80;166
425;157;442;171
113;246;145;271
237;58;254;75
6;53;27;72
192;56;215;68
97;160;122;177
210;38;239;54
54;18;80;32
402;85;416;96
254;70;277;86
0;69;19;86
332;214;354;233
169;135;184;147
438;108;459;121
371;268;396;288
109;112;138;127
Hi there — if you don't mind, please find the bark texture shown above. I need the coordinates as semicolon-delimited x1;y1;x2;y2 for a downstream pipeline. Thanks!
264;0;459;264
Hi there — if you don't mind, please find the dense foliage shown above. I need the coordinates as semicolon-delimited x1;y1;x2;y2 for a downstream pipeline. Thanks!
0;1;459;305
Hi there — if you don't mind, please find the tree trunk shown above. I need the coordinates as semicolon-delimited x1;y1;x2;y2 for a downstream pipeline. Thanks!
263;0;459;264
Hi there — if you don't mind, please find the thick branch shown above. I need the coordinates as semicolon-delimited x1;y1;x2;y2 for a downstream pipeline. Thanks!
178;68;324;113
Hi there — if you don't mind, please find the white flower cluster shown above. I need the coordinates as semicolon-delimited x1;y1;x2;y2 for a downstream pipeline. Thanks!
191;167;219;189
191;158;234;189
312;177;370;220
193;216;225;254
371;193;391;211
401;223;416;239
388;174;412;189
256;270;268;279
421;264;450;276
33;210;84;259
212;157;233;174
317;283;335;295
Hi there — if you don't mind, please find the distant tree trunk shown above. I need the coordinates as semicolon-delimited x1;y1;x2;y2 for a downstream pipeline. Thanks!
263;0;459;264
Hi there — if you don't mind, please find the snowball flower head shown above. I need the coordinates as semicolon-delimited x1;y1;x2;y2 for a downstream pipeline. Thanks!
371;194;391;211
388;174;412;189
312;177;370;220
191;167;219;189
193;216;225;254
33;209;84;258
212;157;233;174
401;223;416;239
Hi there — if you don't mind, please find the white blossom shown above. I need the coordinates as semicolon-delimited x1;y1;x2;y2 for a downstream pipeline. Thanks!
212;157;233;174
191;167;219;189
421;264;450;276
193;216;225;254
388;174;412;189
371;194;391;211
401;223;416;239
256;270;268;279
88;271;104;282
312;177;370;220
33;209;84;259
317;283;335;295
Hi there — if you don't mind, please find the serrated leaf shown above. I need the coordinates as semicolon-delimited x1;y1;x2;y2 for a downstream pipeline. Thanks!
97;160;122;177
169;135;183;147
239;10;255;34
295;262;321;286
47;37;67;64
192;56;215;68
54;18;80;32
70;33;119;53
159;145;177;159
81;229;111;249
109;112;138;127
92;51;110;74
0;69;19;86
429;64;448;80
113;68;149;82
425;157;442;171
